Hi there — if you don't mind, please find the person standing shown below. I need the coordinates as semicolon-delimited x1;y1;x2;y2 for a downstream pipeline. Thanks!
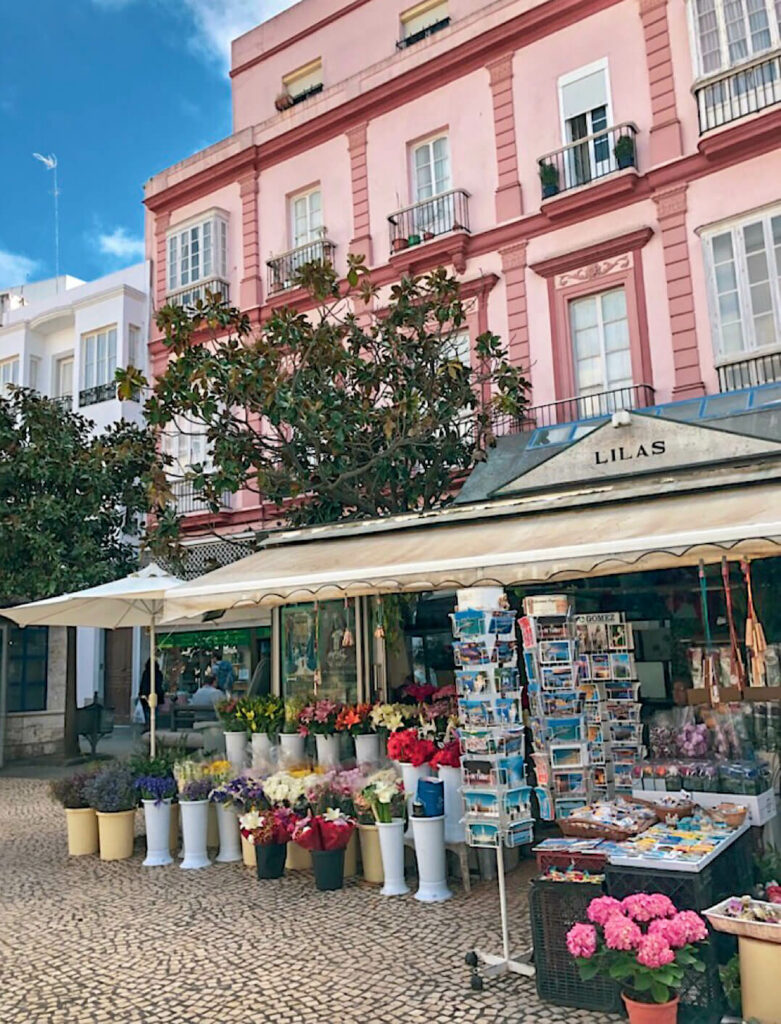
138;657;166;728
211;651;235;691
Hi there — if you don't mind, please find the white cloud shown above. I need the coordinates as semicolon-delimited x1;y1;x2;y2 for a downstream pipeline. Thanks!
0;247;41;288
96;227;145;262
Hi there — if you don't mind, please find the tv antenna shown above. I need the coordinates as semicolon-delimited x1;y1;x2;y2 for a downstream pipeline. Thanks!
32;153;60;287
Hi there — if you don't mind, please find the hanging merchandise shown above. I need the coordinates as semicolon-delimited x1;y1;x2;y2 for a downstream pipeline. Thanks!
742;559;767;686
721;559;746;693
341;597;354;648
698;562;721;705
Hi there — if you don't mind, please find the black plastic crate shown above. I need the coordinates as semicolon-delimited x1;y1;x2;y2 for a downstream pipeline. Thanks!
529;878;623;1014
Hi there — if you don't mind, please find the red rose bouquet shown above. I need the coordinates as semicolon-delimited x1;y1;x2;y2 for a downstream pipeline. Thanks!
239;807;295;846
386;727;436;767
431;739;461;770
291;808;356;851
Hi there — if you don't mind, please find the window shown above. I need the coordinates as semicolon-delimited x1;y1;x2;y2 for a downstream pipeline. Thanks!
127;324;141;368
283;59;323;104
0;357;19;396
167;213;228;294
28;356;40;391
400;0;449;47
281;601;357;703
81;327;117;391
413;136;451;203
569;288;633;401
705;208;781;358
290;188;323;249
163;419;211;476
559;62;612;187
7;625;48;713
691;0;780;75
56;356;74;398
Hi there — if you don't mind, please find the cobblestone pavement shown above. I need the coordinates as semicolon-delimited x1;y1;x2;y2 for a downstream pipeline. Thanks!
0;778;620;1024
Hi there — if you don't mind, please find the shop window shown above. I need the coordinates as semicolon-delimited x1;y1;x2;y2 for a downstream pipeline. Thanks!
691;0;780;76
280;601;358;703
569;287;633;405
703;207;781;361
7;625;48;713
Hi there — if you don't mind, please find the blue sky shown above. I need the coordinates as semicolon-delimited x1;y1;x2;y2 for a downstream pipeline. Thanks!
0;0;296;288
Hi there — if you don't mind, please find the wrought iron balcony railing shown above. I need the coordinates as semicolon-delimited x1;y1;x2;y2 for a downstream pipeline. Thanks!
78;383;116;407
537;122;639;200
717;351;781;392
266;237;336;295
53;394;73;411
387;188;470;256
397;16;450;50
492;383;656;437
696;51;781;133
290;82;324;106
170;479;233;516
166;277;230;311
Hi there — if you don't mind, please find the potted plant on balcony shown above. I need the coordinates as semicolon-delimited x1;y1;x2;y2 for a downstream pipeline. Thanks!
275;91;293;112
391;235;409;253
83;764;138;861
407;233;422;246
614;134;636;170
539;161;560;199
50;767;101;856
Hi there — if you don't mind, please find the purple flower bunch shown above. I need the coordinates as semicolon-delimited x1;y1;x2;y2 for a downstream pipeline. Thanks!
180;777;214;802
677;722;709;758
135;775;176;805
210;773;267;810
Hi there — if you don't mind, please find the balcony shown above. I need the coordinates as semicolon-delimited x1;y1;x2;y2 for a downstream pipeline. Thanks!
537;123;638;201
290;82;323;107
696;51;781;134
53;394;73;411
387;189;470;256
78;383;116;407
266;236;336;295
166;277;230;311
717;351;781;392
396;16;450;50
492;383;656;438
170;479;233;516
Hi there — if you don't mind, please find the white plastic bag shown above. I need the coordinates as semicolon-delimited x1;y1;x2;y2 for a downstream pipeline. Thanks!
132;699;145;725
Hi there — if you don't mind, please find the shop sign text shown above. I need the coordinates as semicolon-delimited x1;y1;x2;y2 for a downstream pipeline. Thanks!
594;440;666;466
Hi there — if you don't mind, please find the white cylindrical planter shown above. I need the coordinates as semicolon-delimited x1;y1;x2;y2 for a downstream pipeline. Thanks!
411;815;452;903
251;732;275;769
401;762;432;837
224;731;248;773
179;800;211;870
354;733;380;765
439;765;466;843
215;803;242;863
279;733;306;765
377;819;409;896
142;799;173;867
316;733;340;767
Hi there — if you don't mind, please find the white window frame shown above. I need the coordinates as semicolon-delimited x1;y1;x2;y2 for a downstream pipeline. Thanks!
702;204;781;363
55;354;74;398
283;59;323;99
163;418;212;477
80;326;118;392
411;134;451;204
289;187;323;249
27;355;40;391
127;324;141;369
687;0;781;79
569;286;633;402
166;210;229;296
557;59;615;188
401;0;449;39
0;357;19;395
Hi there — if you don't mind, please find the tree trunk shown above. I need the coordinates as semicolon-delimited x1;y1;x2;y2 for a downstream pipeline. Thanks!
63;626;79;759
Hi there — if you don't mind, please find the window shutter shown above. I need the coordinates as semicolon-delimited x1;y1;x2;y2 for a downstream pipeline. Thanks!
560;69;608;121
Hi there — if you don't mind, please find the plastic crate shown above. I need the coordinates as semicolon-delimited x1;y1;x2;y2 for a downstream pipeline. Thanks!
535;849;608;873
529;878;623;1013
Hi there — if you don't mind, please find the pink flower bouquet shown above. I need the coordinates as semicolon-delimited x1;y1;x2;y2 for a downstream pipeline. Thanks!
567;892;708;1006
297;699;342;736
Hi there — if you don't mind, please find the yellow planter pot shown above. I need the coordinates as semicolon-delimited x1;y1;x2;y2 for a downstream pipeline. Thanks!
96;809;136;861
169;803;180;857
241;833;256;867
207;801;219;849
286;842;313;870
344;831;358;878
739;935;781;1024
358;824;384;884
65;807;98;856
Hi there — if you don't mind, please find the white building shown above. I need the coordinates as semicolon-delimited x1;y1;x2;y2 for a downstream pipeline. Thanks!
0;263;151;758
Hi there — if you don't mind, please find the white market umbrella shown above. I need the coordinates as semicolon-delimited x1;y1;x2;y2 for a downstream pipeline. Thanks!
1;563;184;757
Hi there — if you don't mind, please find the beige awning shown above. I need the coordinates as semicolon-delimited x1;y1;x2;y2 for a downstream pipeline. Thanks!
163;484;781;619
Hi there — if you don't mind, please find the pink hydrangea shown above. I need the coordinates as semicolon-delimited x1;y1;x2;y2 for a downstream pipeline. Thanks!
675;910;708;944
587;895;624;926
648;914;689;949
604;913;643;951
636;933;676;969
622;892;676;923
566;922;598;959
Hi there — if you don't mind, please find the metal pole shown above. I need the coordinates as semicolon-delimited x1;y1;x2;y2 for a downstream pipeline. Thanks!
149;619;157;759
496;842;510;964
52;161;60;284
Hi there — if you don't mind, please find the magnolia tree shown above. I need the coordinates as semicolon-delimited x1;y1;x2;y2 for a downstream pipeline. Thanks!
119;257;529;535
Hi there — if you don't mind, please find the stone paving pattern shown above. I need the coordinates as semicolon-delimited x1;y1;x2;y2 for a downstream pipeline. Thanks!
0;778;621;1024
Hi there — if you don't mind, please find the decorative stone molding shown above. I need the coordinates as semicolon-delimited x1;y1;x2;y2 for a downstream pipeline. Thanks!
653;184;688;219
499;240;528;272
487;53;523;221
487;54;514;85
555;252;632;290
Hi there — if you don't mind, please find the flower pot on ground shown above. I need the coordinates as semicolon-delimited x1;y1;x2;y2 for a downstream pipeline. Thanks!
83;765;138;862
299;699;342;767
354;733;380;764
279;732;306;765
539;161;560;198
96;809;137;861
241;833;257;866
311;848;345;890
357;823;384;884
178;778;214;869
169;802;180;856
411;814;452;903
291;810;356;889
214;803;242;863
286;841;312;870
256;842;287;879
344;830;358;878
207;800;219;849
50;769;101;856
240;807;294;879
401;763;432;835
622;993;679;1024
251;732;275;767
141;799;173;867
223;731;248;773
386;728;436;837
614;134;636;170
315;733;340;767
377;820;409;896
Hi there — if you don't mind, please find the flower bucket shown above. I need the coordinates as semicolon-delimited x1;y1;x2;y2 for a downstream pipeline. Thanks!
401;762;432;837
180;800;211;870
255;841;287;879
241;833;256;867
311;847;346;891
316;733;340;767
418;777;444;818
251;732;275;768
169;802;180;857
65;807;98;856
286;841;313;870
622;994;679;1024
411;814;452;903
377;819;409;896
438;764;466;843
96;809;136;862
344;830;358;878
207;800;219;849
354;733;380;765
279;732;306;765
358;824;384;884
224;731;248;773
142;799;173;867
215;803;242;863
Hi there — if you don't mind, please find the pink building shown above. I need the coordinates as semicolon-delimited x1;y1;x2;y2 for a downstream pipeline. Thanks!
144;0;781;538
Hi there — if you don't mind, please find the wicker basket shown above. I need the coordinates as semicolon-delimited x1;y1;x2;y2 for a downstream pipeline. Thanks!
705;898;781;943
633;796;695;821
705;803;748;828
557;818;643;842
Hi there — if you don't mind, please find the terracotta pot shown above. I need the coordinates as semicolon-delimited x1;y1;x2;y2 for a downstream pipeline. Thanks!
96;809;136;861
357;823;384;884
65;807;98;856
622;993;679;1024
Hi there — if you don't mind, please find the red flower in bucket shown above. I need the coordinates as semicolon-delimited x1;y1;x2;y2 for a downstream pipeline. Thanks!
291;809;356;851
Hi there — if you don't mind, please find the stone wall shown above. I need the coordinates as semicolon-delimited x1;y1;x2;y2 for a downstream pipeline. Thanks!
4;627;66;760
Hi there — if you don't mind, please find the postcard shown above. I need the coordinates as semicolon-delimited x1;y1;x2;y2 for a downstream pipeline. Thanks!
517;616;536;648
609;622;631;650
461;758;494;787
541;665;575;690
495;755;525;789
453;640;491;666
466;821;500;846
610;652;634;680
590;653;611;680
462;789;499;817
539;640;572;665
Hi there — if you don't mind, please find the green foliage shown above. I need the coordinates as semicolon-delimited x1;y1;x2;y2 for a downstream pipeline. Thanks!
0;388;172;605
577;946;700;1005
539;162;559;187
120;258;529;533
126;747;181;779
719;954;741;1013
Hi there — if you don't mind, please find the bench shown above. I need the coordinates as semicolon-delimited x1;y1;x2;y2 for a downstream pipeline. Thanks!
76;698;114;756
170;704;218;731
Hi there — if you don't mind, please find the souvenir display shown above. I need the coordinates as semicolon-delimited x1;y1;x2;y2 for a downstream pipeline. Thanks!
606;813;748;871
